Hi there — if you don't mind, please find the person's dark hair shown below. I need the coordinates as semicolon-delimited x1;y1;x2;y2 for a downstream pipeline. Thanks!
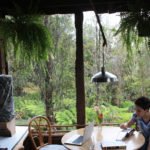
135;96;150;110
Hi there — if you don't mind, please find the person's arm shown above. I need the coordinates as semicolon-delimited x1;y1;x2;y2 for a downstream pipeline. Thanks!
120;119;134;129
147;137;150;150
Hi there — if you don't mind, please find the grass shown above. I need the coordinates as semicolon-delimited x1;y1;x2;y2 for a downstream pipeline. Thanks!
23;82;40;94
16;119;30;125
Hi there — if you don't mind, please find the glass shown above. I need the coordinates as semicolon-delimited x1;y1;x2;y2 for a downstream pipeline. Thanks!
88;136;95;150
98;123;102;131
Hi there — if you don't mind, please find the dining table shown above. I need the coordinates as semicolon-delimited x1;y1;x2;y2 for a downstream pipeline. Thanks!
61;126;145;150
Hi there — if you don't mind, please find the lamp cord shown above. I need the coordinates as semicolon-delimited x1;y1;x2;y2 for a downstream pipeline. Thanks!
103;49;104;68
89;0;107;47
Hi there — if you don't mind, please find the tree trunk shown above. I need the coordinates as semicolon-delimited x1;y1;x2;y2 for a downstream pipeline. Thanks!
43;16;55;123
45;57;54;123
75;12;85;128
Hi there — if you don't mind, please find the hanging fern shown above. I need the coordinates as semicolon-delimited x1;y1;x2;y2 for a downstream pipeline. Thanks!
0;15;52;63
115;0;150;54
0;0;53;63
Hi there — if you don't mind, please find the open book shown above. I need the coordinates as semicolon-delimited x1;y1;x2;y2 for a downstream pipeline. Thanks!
116;128;135;141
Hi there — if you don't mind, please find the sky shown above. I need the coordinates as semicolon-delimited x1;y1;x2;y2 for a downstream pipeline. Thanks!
83;11;120;28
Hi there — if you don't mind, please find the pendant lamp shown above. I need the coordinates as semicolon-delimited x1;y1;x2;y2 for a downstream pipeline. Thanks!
89;0;118;83
91;51;118;82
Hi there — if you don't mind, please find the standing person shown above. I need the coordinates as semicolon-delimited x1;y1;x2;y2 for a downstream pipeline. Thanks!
120;96;150;150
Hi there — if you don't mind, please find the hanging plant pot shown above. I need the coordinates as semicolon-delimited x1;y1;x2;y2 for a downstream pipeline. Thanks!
115;1;150;52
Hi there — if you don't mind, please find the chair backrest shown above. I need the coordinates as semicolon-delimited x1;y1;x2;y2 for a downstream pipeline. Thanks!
28;116;52;150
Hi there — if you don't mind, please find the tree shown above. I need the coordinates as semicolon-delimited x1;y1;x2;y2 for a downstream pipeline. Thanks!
34;14;74;123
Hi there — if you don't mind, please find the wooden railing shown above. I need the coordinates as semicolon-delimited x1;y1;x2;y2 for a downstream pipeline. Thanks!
21;123;121;149
53;123;120;136
17;123;120;136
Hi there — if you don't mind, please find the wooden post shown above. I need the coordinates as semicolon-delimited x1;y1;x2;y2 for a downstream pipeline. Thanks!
75;11;85;128
0;15;8;75
0;39;8;74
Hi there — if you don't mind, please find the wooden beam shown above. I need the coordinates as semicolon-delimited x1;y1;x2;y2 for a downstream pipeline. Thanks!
0;0;150;15
75;11;85;128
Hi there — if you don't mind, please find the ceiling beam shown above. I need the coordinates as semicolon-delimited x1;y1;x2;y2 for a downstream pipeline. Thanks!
0;0;149;15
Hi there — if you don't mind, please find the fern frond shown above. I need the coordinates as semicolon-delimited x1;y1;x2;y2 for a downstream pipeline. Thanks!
0;14;52;63
115;1;150;56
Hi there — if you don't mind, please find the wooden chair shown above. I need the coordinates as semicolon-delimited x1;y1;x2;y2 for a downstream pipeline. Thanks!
28;116;68;150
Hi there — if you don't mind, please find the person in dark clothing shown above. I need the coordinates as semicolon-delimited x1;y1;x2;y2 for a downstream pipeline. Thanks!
120;96;150;150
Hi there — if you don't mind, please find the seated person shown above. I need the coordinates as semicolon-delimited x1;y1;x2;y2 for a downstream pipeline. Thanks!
120;96;150;150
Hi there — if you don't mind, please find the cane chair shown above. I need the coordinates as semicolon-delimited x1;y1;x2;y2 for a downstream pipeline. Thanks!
29;116;68;150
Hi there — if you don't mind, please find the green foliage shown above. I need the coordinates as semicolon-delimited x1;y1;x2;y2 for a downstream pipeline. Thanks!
49;14;75;102
9;61;35;96
116;112;132;123
16;119;30;125
0;0;53;62
120;100;134;108
0;15;52;63
11;13;150;127
86;108;97;123
14;94;45;120
55;107;98;125
97;104;133;123
54;103;133;126
60;98;75;110
115;1;150;55
55;108;76;125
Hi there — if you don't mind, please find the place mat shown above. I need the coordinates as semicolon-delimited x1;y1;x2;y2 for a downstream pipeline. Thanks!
101;141;126;149
0;126;28;150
